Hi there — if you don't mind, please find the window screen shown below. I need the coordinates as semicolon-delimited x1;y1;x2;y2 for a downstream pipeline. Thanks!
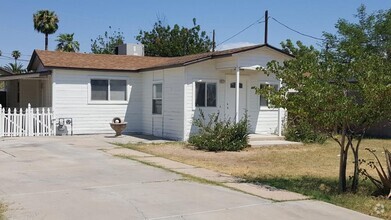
91;79;108;101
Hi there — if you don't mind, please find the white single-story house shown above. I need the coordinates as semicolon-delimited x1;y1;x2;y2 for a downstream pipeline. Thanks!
0;44;293;140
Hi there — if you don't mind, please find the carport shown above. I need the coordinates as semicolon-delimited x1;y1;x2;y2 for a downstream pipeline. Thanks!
0;70;52;108
0;71;55;137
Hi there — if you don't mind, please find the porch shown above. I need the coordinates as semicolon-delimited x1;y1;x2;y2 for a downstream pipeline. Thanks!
190;62;285;138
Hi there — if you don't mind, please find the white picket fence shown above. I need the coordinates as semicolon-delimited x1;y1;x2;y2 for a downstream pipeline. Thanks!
0;104;55;137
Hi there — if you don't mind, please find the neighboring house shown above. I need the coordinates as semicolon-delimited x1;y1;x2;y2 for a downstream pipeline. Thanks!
366;121;391;138
0;67;13;76
0;67;12;106
0;44;293;140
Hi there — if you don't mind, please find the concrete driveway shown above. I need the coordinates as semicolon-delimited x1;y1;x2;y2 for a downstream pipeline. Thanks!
0;135;376;220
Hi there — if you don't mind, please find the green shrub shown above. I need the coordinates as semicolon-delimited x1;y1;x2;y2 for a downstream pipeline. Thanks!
284;120;327;144
188;110;249;151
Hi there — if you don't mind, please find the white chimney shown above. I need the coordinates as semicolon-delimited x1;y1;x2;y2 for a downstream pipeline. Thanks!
116;43;144;56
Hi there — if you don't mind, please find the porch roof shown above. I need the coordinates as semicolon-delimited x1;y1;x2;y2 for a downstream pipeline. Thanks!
0;71;52;81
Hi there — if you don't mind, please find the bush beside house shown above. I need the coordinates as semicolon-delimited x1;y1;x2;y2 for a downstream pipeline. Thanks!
188;110;249;151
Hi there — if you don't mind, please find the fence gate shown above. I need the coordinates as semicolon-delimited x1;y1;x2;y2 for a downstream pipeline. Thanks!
0;104;55;137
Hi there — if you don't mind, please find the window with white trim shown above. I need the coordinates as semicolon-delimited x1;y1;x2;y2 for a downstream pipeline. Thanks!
90;79;127;101
152;83;162;114
260;84;278;108
195;82;217;107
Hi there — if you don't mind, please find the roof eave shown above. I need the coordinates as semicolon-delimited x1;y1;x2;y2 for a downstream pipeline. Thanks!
0;67;14;76
45;66;140;73
0;70;52;81
26;50;38;71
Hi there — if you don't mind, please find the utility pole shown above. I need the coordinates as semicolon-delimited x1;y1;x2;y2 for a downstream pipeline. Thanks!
264;10;269;45
212;29;216;52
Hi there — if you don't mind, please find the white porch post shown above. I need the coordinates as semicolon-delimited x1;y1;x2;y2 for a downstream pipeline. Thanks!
277;78;282;136
235;66;240;123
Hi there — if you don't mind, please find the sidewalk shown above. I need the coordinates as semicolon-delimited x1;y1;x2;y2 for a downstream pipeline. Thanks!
106;147;309;201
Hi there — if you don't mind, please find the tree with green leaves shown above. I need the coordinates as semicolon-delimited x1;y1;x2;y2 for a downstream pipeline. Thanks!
4;63;25;74
90;26;124;54
136;18;212;57
33;10;59;50
56;33;80;52
255;5;391;193
11;50;21;65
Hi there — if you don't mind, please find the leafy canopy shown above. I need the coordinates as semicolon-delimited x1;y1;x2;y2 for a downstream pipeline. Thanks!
256;5;391;193
90;26;124;54
4;63;25;74
56;33;80;52
33;10;59;35
11;50;21;61
33;10;59;50
260;5;391;137
11;50;21;65
136;18;212;57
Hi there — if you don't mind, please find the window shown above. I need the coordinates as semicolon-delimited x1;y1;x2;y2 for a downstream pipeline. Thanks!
230;82;243;88
91;79;127;101
110;80;127;101
260;84;278;108
153;83;162;114
195;82;216;107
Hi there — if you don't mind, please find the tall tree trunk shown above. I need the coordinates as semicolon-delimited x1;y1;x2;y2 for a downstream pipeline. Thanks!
339;147;348;192
338;126;348;192
45;33;49;50
351;135;363;192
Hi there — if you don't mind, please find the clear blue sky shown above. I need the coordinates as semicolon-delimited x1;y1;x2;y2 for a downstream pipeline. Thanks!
0;0;390;66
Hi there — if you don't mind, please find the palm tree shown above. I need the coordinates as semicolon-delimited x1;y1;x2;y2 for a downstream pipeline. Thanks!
11;50;21;65
4;63;25;74
33;10;59;50
56;33;80;52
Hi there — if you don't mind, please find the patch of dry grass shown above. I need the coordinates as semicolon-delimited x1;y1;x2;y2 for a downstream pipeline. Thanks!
0;202;6;220
123;139;391;219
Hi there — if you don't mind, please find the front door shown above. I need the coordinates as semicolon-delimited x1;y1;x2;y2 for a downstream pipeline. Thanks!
225;75;247;121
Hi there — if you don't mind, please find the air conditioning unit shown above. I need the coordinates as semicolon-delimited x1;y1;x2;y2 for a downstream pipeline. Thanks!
56;118;73;136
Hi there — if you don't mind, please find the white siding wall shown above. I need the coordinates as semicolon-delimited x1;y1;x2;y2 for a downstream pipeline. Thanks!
183;60;226;140
246;72;286;134
49;46;290;138
52;69;142;134
237;47;288;134
183;48;290;139
141;68;185;140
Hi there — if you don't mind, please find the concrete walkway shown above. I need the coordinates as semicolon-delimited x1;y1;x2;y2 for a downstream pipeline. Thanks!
0;135;378;220
107;148;307;201
248;134;302;147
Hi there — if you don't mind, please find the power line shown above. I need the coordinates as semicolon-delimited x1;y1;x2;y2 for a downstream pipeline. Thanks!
216;16;265;47
1;52;31;57
271;17;324;41
0;57;29;62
